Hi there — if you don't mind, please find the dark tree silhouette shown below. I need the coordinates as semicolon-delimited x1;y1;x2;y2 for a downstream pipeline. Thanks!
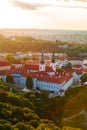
6;75;14;84
26;76;33;89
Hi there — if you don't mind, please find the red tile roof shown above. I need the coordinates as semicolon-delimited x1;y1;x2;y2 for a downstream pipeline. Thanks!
46;66;54;72
0;67;72;85
25;60;39;65
0;70;12;76
22;71;72;84
37;74;72;84
73;64;82;68
0;61;10;67
24;64;54;72
24;64;39;71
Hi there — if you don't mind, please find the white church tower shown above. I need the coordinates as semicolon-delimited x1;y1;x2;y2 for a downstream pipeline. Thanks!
50;53;56;71
39;53;45;71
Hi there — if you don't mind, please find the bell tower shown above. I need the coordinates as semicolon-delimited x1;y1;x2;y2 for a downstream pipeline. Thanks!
50;53;56;71
39;53;45;71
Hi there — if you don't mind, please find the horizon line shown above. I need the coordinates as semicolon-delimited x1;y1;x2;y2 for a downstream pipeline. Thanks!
0;28;87;31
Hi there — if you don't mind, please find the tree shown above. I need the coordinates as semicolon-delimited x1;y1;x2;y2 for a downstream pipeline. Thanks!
6;75;14;84
26;76;33;89
80;73;87;83
67;62;72;68
62;126;82;130
56;68;64;72
37;123;60;130
5;54;14;64
14;122;35;130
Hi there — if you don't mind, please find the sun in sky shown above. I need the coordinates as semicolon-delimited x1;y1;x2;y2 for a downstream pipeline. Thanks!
0;0;87;30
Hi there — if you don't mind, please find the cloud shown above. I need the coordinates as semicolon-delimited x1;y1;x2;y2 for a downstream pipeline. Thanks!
10;0;49;10
10;0;87;10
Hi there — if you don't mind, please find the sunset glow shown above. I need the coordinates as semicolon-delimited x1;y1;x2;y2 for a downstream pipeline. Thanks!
0;0;87;30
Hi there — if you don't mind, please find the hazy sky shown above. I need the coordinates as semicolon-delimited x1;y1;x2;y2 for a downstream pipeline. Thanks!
0;0;87;30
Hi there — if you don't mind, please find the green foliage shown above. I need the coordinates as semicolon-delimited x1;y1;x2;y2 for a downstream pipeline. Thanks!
6;75;14;84
14;122;35;130
66;62;72;68
24;92;34;99
62;126;82;130
0;83;84;130
56;68;64;72
0;80;9;91
26;76;33;89
0;34;87;58
29;120;39;128
0;120;13;130
80;73;87;83
11;106;24;122
36;123;60;130
0;91;35;110
5;54;14;64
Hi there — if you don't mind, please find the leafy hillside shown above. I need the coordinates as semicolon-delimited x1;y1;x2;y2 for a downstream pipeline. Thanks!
0;34;87;57
0;81;82;130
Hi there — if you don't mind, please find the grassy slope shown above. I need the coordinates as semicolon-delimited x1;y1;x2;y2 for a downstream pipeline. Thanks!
62;86;87;130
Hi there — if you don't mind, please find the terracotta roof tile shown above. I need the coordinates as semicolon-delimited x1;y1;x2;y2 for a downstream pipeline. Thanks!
73;64;82;68
0;61;10;67
24;64;39;71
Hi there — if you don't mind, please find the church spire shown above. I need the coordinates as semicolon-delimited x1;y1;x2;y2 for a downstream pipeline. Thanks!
40;52;45;64
51;53;55;63
39;53;45;71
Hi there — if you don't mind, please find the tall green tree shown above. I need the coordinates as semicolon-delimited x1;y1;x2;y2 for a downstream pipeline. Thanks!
67;62;72;68
6;75;14;84
26;76;33;89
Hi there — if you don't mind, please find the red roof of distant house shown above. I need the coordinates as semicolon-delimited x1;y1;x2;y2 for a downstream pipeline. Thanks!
24;64;39;71
21;70;72;84
25;60;39;65
0;61;10;67
73;64;82;68
0;70;12;76
36;74;72;84
24;64;54;72
0;66;72;85
46;66;54;72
